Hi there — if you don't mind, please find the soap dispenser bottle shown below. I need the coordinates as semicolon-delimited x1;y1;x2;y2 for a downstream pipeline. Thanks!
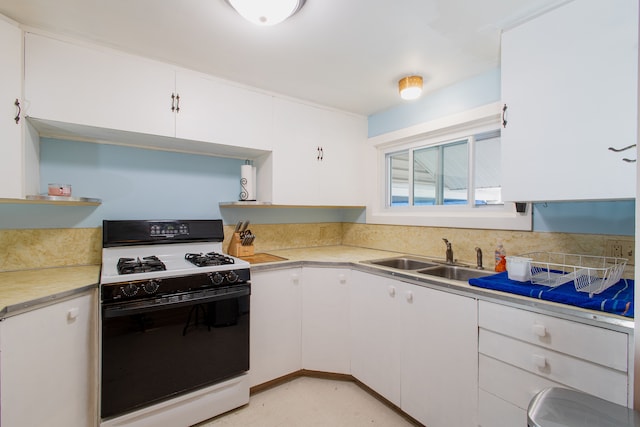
495;240;507;272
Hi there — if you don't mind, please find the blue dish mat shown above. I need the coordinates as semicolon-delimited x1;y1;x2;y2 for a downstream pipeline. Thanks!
469;272;634;318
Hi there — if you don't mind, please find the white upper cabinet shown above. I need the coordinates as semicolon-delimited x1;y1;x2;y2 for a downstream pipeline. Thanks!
270;97;366;206
175;71;273;150
0;17;36;199
501;0;638;201
24;33;273;154
25;32;176;138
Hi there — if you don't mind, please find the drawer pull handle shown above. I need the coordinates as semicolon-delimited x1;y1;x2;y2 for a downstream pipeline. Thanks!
532;354;546;369
388;286;396;297
532;324;547;337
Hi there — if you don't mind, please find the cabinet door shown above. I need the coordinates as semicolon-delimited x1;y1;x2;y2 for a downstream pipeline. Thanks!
249;268;302;387
24;33;176;138
349;271;401;405
399;285;478;427
271;98;366;206
0;17;24;199
501;0;637;201
0;292;96;427
478;389;525;427
175;71;273;150
301;267;351;374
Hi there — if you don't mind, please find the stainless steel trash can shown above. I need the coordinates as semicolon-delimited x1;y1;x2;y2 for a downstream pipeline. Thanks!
528;388;640;427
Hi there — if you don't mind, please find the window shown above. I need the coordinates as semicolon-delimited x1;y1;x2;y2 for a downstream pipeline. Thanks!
367;103;531;231
388;130;500;208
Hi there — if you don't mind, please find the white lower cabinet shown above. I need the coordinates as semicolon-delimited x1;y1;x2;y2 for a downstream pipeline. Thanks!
249;268;302;387
478;388;524;427
478;300;631;426
301;268;351;374
0;291;97;427
350;271;401;405
350;271;478;427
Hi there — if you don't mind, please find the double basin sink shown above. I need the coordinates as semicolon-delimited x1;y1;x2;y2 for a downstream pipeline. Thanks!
364;256;493;282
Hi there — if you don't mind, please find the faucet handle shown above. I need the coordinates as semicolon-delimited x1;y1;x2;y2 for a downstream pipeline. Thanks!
475;247;484;270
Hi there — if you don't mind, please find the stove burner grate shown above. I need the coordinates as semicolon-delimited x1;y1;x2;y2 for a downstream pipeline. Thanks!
117;256;166;275
185;252;235;267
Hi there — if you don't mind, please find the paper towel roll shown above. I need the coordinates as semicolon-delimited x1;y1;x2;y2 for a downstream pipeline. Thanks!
240;165;256;201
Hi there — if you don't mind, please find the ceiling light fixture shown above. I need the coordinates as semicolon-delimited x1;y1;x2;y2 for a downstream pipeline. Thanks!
398;75;423;100
226;0;306;26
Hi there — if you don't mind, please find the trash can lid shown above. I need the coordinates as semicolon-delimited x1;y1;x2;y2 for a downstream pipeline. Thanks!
528;388;640;427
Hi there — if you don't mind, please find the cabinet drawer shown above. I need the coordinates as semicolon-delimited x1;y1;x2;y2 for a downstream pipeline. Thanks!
478;389;526;427
479;329;627;405
478;300;627;371
480;354;565;410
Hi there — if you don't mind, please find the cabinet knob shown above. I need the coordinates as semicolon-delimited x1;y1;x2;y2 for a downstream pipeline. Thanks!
388;286;396;297
291;273;300;284
404;290;413;303
338;273;347;284
531;354;546;369
67;307;80;321
531;323;547;337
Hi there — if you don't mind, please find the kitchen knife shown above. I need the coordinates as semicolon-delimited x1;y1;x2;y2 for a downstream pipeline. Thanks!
234;221;243;234
239;220;250;237
243;230;252;245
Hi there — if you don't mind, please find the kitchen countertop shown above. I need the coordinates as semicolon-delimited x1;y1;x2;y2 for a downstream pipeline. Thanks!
248;246;635;333
0;265;101;319
0;246;633;332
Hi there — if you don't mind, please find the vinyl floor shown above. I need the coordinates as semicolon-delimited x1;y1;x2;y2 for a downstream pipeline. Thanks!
195;376;417;427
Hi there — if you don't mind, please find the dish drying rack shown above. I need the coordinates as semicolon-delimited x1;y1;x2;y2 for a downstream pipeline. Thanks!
512;252;627;297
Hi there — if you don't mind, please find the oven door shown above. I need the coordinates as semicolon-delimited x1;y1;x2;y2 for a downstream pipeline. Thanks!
101;285;250;420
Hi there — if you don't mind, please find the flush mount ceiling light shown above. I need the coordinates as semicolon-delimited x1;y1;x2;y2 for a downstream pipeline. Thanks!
398;75;423;100
226;0;306;26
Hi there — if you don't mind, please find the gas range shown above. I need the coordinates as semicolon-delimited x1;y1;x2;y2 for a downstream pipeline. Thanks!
100;219;251;425
100;219;250;303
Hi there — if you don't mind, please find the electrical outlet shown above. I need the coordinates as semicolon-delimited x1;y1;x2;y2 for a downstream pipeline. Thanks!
606;239;635;264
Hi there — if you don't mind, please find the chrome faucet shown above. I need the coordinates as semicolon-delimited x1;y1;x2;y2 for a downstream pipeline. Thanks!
443;238;454;264
475;247;484;270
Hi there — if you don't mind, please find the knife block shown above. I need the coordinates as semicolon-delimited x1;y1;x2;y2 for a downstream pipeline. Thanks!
227;232;254;257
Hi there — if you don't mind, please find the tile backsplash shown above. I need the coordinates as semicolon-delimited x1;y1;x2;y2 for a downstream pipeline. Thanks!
0;223;633;277
0;228;102;271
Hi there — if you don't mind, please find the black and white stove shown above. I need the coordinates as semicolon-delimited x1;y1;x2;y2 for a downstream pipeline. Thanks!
100;219;250;302
100;219;251;427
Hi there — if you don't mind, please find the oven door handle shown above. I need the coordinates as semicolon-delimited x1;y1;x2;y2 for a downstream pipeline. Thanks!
102;286;250;318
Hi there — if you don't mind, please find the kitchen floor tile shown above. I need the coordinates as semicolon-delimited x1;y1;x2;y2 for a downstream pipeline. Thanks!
195;376;417;426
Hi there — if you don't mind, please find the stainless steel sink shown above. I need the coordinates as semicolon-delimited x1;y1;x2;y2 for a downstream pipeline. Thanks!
417;265;492;281
365;257;439;270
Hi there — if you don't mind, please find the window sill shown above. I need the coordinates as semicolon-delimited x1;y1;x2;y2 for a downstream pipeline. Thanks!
366;206;532;231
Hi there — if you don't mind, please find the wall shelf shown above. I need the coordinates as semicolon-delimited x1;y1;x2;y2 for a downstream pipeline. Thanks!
219;202;365;209
0;196;101;206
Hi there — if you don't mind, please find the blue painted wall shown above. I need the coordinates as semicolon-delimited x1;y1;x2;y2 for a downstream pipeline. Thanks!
369;68;501;137
0;138;244;229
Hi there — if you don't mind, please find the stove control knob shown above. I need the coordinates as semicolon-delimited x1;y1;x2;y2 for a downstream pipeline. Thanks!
143;280;160;294
226;271;239;283
209;272;225;285
121;283;139;297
